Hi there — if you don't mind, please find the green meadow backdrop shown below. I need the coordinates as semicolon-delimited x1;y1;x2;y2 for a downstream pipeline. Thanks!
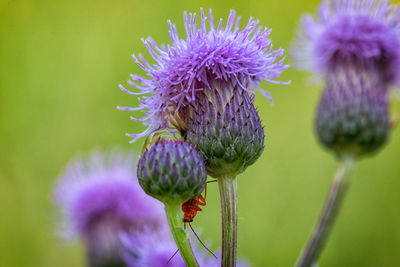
1;0;400;266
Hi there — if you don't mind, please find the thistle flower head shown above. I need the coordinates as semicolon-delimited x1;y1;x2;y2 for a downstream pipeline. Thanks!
54;150;165;266
55;151;164;237
294;0;399;157
121;228;250;267
137;140;207;204
119;8;288;142
294;0;400;83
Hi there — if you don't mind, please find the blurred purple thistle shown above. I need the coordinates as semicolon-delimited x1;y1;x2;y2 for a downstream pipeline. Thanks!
54;150;164;267
294;0;400;82
121;228;250;267
294;0;400;157
293;1;400;266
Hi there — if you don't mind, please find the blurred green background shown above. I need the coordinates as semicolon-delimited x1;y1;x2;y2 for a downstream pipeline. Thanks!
1;0;400;266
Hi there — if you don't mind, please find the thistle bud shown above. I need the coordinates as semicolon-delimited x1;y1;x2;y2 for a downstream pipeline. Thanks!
137;140;207;204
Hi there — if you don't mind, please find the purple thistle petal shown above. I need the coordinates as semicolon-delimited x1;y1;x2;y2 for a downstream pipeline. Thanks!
121;228;251;267
293;0;400;84
117;106;142;111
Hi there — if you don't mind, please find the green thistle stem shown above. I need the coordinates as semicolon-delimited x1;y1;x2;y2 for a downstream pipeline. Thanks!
296;155;356;267
165;203;199;267
218;175;238;267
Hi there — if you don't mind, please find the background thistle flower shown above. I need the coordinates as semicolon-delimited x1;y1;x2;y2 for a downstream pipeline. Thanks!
293;1;400;266
54;150;164;267
294;0;400;157
122;228;251;267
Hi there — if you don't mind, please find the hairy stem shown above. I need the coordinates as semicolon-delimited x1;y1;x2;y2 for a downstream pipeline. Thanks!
218;175;237;267
296;156;356;267
165;203;199;267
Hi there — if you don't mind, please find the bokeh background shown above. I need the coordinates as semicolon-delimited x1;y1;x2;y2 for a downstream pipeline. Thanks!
1;0;400;266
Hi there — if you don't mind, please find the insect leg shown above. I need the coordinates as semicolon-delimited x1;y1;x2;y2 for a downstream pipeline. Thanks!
166;248;180;264
188;223;217;259
193;197;206;207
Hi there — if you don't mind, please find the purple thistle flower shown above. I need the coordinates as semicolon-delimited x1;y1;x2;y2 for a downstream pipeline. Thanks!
293;0;400;157
54;150;165;266
121;228;250;267
119;8;288;142
294;0;400;83
121;229;186;267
